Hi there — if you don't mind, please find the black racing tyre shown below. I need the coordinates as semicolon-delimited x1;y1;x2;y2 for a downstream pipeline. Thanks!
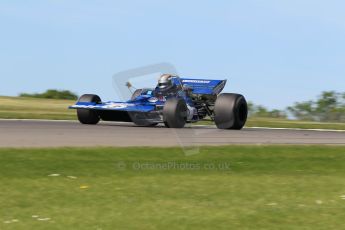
214;93;248;130
163;98;187;128
77;94;101;125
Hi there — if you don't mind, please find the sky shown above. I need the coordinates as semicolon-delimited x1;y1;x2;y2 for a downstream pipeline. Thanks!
1;0;344;109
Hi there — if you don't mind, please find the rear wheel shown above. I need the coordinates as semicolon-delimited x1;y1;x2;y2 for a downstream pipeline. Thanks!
163;98;187;128
77;94;101;125
214;93;248;130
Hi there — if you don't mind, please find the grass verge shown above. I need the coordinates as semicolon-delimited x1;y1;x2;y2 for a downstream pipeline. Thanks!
1;146;345;229
0;96;76;120
246;117;345;130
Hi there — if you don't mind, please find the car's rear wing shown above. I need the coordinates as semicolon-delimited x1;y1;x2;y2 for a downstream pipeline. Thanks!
180;78;227;95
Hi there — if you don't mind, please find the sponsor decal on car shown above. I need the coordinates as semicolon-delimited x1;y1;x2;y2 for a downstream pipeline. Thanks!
72;103;135;109
103;103;128;109
148;97;158;103
182;79;211;84
72;105;97;109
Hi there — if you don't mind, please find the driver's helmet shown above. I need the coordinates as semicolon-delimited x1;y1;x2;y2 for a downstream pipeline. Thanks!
157;74;174;91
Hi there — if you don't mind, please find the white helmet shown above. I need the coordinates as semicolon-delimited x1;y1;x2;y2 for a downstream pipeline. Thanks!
158;74;174;90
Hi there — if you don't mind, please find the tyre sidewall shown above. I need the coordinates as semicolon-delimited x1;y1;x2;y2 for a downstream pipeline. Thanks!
214;93;247;129
77;94;101;125
163;98;187;128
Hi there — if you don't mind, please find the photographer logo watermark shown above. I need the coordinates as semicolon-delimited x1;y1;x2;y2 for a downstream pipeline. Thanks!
115;161;231;171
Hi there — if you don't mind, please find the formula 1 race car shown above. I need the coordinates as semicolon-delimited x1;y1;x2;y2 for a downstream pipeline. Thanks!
69;74;248;129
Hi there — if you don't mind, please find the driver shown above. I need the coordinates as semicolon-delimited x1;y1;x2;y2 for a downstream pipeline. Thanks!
158;74;173;90
155;74;178;96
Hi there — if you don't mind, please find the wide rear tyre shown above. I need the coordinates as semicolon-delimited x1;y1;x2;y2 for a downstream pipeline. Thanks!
77;94;101;125
163;98;187;128
214;93;248;130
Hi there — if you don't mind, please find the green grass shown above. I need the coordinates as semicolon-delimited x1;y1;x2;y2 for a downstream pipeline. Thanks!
1;146;345;229
246;117;345;130
1;96;345;130
0;96;76;120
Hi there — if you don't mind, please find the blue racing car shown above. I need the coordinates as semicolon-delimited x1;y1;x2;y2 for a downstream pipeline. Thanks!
69;74;248;129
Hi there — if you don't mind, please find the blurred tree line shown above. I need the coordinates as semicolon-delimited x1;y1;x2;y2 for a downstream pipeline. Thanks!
20;89;78;100
287;91;345;122
248;102;287;119
249;91;345;122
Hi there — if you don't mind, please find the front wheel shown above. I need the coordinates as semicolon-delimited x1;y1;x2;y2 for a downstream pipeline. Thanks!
163;98;187;128
214;93;248;130
77;94;101;125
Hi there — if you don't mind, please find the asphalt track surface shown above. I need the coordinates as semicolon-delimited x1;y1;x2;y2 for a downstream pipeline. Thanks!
1;119;345;148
